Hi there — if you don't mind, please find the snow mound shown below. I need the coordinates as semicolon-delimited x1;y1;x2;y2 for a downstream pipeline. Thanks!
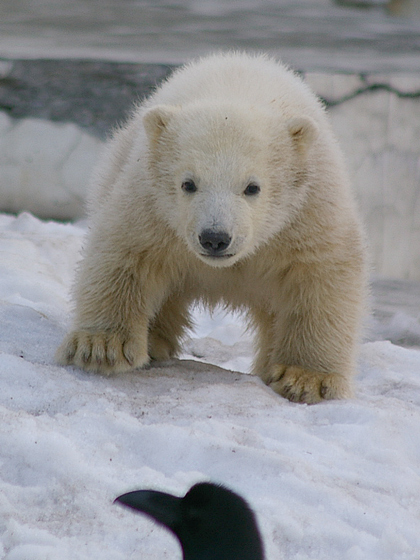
0;213;419;559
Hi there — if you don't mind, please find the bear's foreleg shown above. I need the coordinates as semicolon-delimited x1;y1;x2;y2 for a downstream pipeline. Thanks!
254;263;365;404
56;246;164;375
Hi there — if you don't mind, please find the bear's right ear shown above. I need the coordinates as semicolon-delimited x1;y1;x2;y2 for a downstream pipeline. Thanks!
287;116;319;154
143;105;179;144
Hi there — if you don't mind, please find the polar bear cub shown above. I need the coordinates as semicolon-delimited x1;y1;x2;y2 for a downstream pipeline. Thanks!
57;52;367;404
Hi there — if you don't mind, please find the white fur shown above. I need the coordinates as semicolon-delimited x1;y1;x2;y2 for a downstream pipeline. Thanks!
56;52;368;404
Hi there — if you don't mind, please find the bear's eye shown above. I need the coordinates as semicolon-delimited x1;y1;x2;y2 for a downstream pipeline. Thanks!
244;183;261;196
182;180;197;194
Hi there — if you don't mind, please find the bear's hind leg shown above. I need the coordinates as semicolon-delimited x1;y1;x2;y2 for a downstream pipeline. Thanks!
148;295;193;361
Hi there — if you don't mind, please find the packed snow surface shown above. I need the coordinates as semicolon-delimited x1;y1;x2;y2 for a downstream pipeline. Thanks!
0;212;419;559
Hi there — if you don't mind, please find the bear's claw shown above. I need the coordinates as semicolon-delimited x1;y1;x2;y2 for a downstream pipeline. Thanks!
267;364;352;404
55;330;149;375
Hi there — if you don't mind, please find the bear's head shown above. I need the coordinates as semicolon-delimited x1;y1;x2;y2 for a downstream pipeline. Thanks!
143;101;318;268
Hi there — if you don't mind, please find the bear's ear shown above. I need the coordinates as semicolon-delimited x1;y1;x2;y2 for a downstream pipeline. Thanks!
287;116;319;153
143;105;180;144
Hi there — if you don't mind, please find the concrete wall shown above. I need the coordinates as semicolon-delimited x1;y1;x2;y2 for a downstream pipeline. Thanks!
306;72;420;280
0;63;419;280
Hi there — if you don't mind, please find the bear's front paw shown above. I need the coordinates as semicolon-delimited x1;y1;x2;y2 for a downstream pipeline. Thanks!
267;364;352;404
55;330;149;375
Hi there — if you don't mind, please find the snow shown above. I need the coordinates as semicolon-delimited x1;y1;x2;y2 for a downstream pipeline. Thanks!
0;212;419;560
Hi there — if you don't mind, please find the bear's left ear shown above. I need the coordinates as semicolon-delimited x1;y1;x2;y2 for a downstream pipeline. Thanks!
143;105;180;145
287;116;319;153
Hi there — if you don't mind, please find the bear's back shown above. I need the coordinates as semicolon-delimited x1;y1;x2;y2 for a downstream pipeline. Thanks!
145;52;325;122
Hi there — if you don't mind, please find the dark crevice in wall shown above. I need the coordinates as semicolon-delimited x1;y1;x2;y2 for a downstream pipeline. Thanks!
1;60;420;135
321;78;420;108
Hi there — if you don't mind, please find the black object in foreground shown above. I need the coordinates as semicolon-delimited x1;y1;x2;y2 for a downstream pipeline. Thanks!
115;481;265;560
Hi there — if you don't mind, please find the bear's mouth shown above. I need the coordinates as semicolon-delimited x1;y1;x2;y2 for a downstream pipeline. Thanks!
200;253;235;260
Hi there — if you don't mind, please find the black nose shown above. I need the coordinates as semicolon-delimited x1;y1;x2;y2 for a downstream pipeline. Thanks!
199;229;231;254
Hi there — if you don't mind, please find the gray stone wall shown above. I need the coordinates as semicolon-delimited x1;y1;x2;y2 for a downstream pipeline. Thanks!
306;72;420;280
1;60;419;280
0;60;174;219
